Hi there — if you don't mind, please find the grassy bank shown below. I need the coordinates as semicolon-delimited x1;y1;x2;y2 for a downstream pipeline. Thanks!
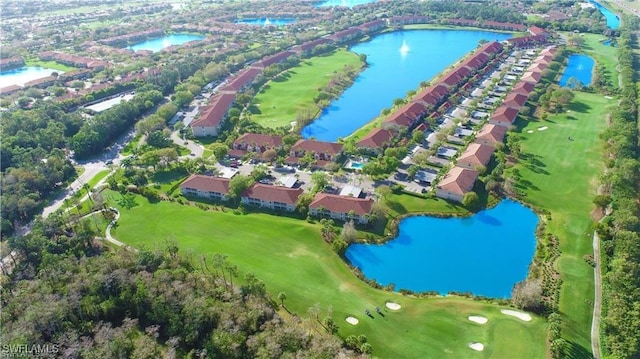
24;59;76;72
110;193;546;358
515;91;611;356
250;50;362;129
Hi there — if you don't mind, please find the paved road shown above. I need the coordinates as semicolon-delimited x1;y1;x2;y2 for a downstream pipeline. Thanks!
170;131;204;158
42;130;134;219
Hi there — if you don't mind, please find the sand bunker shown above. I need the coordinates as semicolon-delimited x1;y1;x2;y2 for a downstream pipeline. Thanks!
468;315;488;324
538;126;548;131
527;130;534;133
469;342;484;351
385;302;401;310
346;316;359;325
501;309;532;322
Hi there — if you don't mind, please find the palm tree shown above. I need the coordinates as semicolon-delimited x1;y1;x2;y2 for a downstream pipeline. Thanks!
278;291;287;308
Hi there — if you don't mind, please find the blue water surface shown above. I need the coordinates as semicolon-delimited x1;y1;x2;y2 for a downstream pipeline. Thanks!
127;33;205;52
345;200;538;298
588;0;620;29
0;66;61;88
301;30;511;141
236;18;296;26
559;54;594;88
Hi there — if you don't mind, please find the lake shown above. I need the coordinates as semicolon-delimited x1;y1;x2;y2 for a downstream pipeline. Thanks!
588;0;620;29
558;54;594;88
345;200;538;298
0;66;61;88
301;30;512;141
127;33;205;53
236;18;296;26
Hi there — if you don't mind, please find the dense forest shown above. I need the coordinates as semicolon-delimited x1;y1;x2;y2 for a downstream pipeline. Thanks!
0;217;359;358
596;24;640;359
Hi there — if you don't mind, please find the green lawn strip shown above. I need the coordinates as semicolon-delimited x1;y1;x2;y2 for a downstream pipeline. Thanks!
251;50;362;129
87;170;111;189
515;92;610;355
386;192;470;219
110;194;546;358
570;32;620;89
24;59;77;72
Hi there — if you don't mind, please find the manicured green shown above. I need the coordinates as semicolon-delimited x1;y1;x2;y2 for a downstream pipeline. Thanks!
251;50;362;129
515;92;611;356
110;194;546;358
24;59;76;72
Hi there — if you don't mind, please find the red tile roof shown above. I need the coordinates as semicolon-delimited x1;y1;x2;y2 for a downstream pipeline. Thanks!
475;123;507;145
512;81;536;96
296;38;331;52
437;167;478;196
528;26;549;37
539;47;557;57
520;71;542;84
439;69;467;87
457;143;495;167
528;62;547;73
478;41;503;55
490;105;520;124
357;128;394;149
221;67;262;92
502;92;528;109
413;84;449;106
291;139;343;155
460;52;489;71
181;175;230;194
482;21;527;31
234;133;282;148
255;50;295;68
191;93;236;128
309;193;374;216
328;28;362;42
242;184;303;205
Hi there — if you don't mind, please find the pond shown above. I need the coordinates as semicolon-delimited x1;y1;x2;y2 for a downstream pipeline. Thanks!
126;33;205;53
301;29;512;141
345;200;538;298
0;66;62;88
236;18;296;26
588;0;620;29
558;54;594;88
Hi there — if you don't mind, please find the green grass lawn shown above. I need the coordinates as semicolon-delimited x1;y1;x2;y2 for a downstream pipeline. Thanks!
24;59;76;72
251;50;362;129
514;92;611;357
87;170;111;189
110;194;546;358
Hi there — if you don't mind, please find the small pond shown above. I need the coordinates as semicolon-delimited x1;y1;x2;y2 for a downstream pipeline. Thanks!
558;54;594;88
236;18;296;26
0;66;62;88
345;200;538;298
127;33;205;53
